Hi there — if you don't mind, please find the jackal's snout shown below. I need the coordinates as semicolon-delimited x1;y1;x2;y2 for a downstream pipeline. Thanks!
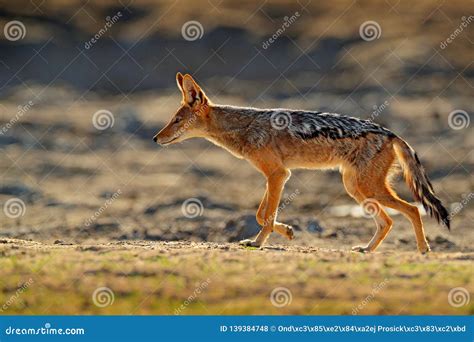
152;132;163;144
152;129;175;145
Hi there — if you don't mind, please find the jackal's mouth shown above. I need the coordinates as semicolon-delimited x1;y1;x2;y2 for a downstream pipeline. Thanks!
157;136;178;145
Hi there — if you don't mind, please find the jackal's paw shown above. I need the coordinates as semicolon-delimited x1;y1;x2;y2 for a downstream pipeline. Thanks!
418;244;431;254
280;224;295;240
351;245;371;253
239;239;262;248
285;226;295;240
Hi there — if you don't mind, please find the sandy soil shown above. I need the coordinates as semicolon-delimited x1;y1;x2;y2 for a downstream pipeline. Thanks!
0;238;472;315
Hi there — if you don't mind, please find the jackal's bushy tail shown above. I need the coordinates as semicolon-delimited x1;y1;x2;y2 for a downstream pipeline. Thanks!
393;138;451;229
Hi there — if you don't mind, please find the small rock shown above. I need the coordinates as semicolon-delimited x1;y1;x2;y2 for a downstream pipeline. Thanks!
54;240;72;245
307;220;324;233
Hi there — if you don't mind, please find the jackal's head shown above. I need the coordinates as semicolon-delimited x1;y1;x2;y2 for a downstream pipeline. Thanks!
153;73;211;145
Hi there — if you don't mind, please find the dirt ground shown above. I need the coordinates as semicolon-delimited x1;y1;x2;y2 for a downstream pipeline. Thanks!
0;0;472;315
1;238;473;315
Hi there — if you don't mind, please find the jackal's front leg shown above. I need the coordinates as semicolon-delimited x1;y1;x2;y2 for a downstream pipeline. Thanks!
240;169;290;247
255;189;294;241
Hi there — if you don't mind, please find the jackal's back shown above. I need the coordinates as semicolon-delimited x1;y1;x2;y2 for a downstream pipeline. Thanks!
214;105;394;141
210;105;396;167
283;110;395;140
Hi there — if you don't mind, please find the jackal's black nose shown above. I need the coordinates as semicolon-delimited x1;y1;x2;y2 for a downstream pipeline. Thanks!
153;135;158;142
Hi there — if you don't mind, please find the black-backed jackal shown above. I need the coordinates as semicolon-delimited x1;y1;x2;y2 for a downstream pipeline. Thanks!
153;73;450;253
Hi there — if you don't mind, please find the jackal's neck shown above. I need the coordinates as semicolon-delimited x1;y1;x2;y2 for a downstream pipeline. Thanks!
206;105;257;134
203;104;260;156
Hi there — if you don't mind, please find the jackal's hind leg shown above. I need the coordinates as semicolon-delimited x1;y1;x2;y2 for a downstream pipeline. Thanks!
343;168;394;253
356;166;430;254
374;192;430;254
351;204;393;253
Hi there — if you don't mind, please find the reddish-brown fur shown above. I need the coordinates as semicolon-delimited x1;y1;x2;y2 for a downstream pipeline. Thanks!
153;73;450;253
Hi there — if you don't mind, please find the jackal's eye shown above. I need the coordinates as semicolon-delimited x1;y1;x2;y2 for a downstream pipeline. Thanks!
173;117;181;124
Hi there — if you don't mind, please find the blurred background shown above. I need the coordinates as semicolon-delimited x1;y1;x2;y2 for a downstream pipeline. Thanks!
0;0;472;252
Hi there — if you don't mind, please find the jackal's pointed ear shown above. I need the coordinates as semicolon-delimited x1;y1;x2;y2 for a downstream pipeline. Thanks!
181;74;208;107
176;72;184;91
